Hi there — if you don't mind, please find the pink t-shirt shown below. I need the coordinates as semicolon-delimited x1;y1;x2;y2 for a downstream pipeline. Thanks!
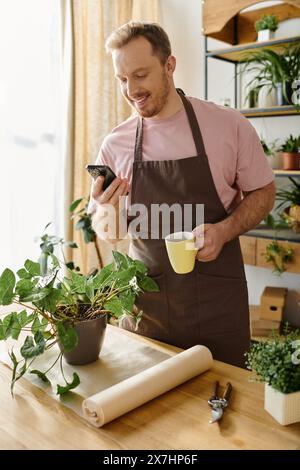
88;96;274;214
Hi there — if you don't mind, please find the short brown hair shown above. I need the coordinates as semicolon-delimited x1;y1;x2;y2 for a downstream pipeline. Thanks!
105;21;171;64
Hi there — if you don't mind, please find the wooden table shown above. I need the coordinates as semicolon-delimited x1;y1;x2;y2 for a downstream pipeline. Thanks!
0;325;299;450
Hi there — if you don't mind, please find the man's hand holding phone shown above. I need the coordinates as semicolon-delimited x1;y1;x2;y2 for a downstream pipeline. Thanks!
90;174;130;243
91;175;130;207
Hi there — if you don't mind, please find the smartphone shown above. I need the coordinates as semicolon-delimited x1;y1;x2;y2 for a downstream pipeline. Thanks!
86;164;117;191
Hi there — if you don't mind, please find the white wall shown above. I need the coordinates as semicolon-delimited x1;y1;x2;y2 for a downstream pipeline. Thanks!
160;0;300;326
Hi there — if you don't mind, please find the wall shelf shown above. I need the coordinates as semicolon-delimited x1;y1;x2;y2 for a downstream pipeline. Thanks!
245;226;300;243
274;170;300;176
240;105;300;118
206;35;300;63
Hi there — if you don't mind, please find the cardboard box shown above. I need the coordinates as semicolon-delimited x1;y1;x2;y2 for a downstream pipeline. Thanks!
250;305;280;337
260;287;287;322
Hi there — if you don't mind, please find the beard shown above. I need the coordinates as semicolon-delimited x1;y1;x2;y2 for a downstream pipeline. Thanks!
127;71;170;118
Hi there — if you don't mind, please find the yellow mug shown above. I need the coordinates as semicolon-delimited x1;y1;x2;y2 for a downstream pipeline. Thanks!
165;231;198;274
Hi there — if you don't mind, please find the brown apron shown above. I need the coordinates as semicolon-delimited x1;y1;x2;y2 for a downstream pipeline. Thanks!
124;89;250;368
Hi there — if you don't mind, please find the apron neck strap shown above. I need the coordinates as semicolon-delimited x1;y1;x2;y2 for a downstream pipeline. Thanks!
134;89;206;162
177;89;206;156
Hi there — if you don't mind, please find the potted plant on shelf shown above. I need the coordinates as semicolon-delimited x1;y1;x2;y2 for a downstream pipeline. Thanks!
260;138;281;169
276;176;300;231
246;327;300;425
279;134;300;171
263;239;294;275
0;232;159;395
241;43;300;107
255;14;279;42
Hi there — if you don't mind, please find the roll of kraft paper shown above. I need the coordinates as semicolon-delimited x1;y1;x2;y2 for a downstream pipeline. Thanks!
82;344;213;427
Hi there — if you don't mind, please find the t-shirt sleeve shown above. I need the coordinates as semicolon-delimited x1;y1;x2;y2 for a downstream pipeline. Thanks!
235;115;275;192
86;147;107;215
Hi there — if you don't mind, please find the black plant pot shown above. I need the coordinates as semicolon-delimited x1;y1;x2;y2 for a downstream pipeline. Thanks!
60;312;107;365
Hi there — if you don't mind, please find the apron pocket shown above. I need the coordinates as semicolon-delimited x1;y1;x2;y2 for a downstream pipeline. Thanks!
196;272;249;335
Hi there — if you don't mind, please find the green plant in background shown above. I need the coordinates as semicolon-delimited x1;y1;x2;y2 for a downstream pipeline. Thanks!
264;213;289;231
260;138;279;156
69;196;103;269
246;327;300;394
240;43;300;106
0;231;159;395
276;176;300;209
255;14;279;33
276;177;300;233
264;239;294;275
280;134;300;153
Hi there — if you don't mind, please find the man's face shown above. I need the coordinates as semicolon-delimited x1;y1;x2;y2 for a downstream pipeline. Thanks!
112;36;172;118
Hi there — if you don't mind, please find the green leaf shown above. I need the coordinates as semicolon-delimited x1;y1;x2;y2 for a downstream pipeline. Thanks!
20;331;45;359
113;251;129;270
19;311;36;327
104;298;123;318
31;316;48;335
57;322;78;353
22;288;51;303
69;198;83;213
17;268;32;279
119;291;135;314
38;288;63;314
8;349;18;381
16;279;36;298
2;313;18;339
133;259;147;275
0;320;4;340
86;277;94;303
0;269;16;305
25;259;41;276
8;348;20;395
69;271;86;294
139;276;160;292
11;317;21;340
30;369;51;384
57;372;80;395
116;267;136;285
83;228;94;243
92;263;114;289
64;241;78;248
66;261;75;270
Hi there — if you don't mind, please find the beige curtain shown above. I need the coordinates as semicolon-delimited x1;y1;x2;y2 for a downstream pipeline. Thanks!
64;0;160;274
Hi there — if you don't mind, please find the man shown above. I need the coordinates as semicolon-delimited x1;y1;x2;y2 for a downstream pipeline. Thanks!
88;22;275;368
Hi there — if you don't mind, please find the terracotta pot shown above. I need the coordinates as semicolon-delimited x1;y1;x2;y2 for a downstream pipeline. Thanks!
281;152;300;170
60;313;107;365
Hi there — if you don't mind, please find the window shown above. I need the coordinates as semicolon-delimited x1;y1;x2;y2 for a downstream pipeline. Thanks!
0;0;64;272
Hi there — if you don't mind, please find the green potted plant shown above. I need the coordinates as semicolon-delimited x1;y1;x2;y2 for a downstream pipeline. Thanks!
279;134;300;170
0;232;159;395
255;14;279;42
246;327;300;425
276;176;300;231
241;44;300;107
260;137;281;169
263;239;294;275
